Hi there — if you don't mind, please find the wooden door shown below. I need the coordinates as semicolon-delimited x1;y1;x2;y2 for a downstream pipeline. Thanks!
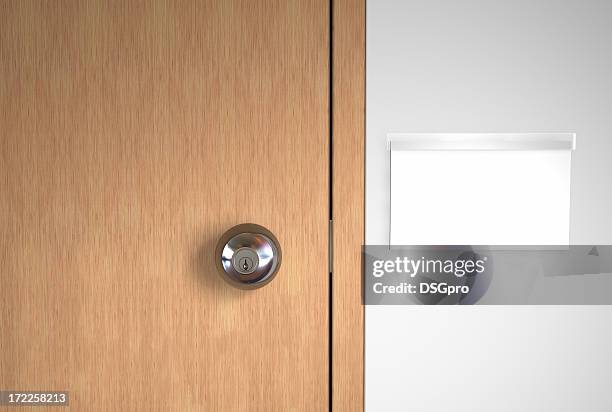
0;1;329;410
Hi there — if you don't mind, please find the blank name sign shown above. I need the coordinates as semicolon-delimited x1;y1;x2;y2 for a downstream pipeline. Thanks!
390;134;574;245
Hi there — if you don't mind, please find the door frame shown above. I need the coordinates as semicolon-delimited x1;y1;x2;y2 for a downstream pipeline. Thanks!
331;1;365;411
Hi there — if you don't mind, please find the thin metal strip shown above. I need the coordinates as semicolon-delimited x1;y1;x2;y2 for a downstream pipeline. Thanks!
387;133;576;151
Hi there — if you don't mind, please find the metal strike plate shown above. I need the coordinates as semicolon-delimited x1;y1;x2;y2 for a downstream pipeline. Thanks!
214;223;282;289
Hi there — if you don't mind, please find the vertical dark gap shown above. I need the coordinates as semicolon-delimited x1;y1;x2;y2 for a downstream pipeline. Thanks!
328;271;333;411
329;5;334;222
328;0;334;411
362;1;367;409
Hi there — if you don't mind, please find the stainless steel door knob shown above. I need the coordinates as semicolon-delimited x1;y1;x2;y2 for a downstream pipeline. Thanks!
214;223;282;289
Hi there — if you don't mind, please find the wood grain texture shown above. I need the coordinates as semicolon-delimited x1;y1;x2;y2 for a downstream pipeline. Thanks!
332;0;365;411
0;1;329;410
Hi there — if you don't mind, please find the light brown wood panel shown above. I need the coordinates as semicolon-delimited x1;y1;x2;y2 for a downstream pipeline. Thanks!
332;0;365;411
0;1;329;410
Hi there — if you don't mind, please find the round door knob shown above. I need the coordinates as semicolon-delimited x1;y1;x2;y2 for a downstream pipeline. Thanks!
214;223;282;289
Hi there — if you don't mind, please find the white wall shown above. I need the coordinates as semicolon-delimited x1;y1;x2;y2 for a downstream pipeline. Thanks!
366;1;612;411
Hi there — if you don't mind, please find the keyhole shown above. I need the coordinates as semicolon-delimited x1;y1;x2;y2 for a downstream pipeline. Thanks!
231;249;259;275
